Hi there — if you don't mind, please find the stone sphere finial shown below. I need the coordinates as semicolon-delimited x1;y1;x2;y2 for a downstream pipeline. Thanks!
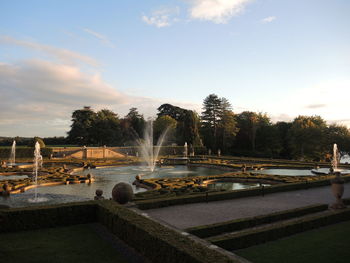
112;182;134;204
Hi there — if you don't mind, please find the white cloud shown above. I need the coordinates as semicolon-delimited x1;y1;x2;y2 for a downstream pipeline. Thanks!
261;16;276;23
142;7;180;28
0;59;200;136
0;36;201;136
0;35;99;67
83;28;116;48
189;0;252;24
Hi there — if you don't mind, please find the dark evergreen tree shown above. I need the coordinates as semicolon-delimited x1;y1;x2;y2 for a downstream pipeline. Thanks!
67;106;96;145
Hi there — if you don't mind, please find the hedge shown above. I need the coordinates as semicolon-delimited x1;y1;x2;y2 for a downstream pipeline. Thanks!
0;201;237;263
135;178;344;210
186;204;329;238
97;201;236;263
0;147;53;159
0;201;97;233
208;207;350;251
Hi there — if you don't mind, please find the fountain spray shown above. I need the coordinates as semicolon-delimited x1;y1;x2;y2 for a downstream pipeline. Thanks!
9;140;16;166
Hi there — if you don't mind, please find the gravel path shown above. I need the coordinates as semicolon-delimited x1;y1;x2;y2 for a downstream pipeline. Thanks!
145;183;350;229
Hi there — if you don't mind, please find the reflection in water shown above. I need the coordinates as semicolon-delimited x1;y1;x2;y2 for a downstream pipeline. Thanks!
253;168;350;176
207;181;270;191
252;169;314;176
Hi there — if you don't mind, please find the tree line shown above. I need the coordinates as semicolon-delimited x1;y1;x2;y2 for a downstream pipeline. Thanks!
65;94;350;161
2;94;349;161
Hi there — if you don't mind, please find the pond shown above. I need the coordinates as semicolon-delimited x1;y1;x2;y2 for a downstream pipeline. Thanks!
1;165;225;207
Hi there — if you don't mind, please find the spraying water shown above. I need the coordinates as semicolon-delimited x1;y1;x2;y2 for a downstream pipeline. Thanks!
184;142;188;157
137;121;169;172
28;142;47;203
9;140;16;166
332;143;341;171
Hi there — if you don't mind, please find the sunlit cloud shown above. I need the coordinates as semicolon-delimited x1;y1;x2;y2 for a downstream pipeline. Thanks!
0;59;200;136
261;16;276;23
189;0;253;24
83;28;116;48
305;103;327;109
142;7;180;28
0;35;99;67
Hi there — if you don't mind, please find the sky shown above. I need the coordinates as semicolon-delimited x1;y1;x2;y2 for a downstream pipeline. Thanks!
0;0;350;137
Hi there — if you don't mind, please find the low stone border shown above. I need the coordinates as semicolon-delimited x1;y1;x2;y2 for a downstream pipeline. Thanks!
185;204;329;238
208;207;350;251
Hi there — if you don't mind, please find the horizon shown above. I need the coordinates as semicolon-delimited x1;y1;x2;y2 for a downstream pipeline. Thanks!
1;0;350;137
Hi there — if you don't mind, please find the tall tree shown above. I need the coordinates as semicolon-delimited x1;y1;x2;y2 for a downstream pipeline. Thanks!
287;115;328;160
182;110;202;146
125;108;145;138
217;110;238;153
275;121;293;158
235;111;269;152
201;94;223;151
157;104;185;120
90;109;121;146
67;106;96;145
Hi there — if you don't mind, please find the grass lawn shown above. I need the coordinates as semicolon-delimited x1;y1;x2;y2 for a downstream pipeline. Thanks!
0;224;131;263
236;220;350;263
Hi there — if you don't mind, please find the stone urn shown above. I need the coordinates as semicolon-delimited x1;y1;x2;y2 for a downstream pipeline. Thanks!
112;182;134;204
329;173;346;209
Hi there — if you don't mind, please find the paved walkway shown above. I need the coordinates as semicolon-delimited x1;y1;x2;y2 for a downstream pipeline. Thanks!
145;183;350;229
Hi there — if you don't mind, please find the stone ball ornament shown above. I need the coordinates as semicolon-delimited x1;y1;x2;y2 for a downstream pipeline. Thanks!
112;182;134;204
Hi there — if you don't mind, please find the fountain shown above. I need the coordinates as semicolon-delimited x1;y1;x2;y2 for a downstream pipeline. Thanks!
331;143;341;172
311;144;350;175
9;140;16;166
137;121;169;172
28;142;47;203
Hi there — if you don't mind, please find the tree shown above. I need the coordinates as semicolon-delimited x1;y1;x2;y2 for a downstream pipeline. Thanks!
67;106;96;145
201;94;224;151
90;109;121;146
125;108;145;138
153;115;177;144
287;115;328;160
275;121;293;158
326;124;350;155
217;110;238;153
182;110;202;146
235;111;270;153
255;123;282;157
157;104;186;120
157;104;201;146
28;137;45;148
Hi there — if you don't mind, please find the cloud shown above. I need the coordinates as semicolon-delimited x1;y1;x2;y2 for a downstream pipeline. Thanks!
188;0;252;24
142;7;180;28
305;103;327;109
83;28;116;48
0;35;99;67
261;16;276;23
0;59;200;136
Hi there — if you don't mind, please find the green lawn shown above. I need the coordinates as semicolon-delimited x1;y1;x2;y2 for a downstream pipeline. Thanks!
0;224;131;263
236;220;350;263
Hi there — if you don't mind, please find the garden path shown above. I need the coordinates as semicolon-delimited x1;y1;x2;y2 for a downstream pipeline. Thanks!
145;183;350;229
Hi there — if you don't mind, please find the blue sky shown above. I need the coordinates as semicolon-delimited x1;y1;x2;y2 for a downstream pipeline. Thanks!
0;0;349;136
